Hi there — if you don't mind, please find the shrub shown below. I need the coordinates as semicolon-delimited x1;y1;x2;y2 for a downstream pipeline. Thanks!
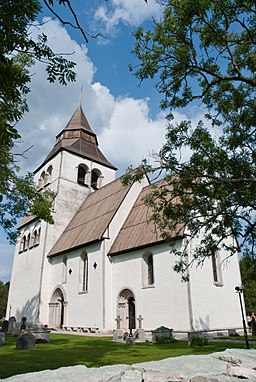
190;335;208;347
155;335;178;344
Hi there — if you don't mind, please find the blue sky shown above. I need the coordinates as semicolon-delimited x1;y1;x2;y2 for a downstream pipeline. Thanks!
0;0;204;282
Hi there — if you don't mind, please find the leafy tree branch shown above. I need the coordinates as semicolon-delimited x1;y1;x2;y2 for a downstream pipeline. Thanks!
0;0;97;242
127;0;256;277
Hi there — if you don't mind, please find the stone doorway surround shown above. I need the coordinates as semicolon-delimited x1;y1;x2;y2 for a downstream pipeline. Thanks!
117;289;136;330
49;285;67;328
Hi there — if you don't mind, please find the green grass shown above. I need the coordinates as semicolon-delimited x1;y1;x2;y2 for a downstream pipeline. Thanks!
0;334;255;379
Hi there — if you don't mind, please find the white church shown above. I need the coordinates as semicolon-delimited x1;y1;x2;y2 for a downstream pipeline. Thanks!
6;105;244;335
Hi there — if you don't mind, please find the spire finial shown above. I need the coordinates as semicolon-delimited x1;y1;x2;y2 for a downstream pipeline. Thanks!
79;85;83;106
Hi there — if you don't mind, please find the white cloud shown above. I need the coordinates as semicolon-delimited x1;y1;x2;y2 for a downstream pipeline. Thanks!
94;0;163;33
16;18;167;176
99;97;166;172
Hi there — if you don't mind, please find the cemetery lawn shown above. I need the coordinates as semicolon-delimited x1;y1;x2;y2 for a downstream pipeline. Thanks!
0;334;256;379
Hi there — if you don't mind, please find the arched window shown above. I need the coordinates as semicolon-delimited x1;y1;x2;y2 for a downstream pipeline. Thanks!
41;171;46;183
31;226;41;247
37;178;43;189
79;251;88;292
45;165;53;185
142;252;154;287
77;164;89;186
91;169;101;190
37;171;46;189
62;256;67;284
19;236;25;253
30;231;35;248
35;227;41;245
147;254;154;285
212;252;223;286
23;233;30;251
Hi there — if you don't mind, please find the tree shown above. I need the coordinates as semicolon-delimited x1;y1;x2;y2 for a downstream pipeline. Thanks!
0;281;9;319
240;255;256;314
0;1;95;242
127;0;256;277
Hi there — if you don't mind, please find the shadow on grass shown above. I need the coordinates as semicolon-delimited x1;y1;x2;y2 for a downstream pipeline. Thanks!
0;334;255;379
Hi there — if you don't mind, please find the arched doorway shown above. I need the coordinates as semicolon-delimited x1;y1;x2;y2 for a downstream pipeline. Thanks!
117;289;136;330
49;287;66;328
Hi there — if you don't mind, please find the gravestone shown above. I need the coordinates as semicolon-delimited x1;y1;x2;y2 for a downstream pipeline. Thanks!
136;315;145;342
0;332;5;345
29;325;50;343
1;320;9;333
187;331;203;346
11;326;20;337
113;315;124;342
125;336;135;345
8;316;16;334
137;315;143;329
16;332;36;349
115;315;122;330
152;326;173;343
113;330;123;342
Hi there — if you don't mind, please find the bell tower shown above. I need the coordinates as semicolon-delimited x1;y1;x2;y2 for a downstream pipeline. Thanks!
7;105;117;323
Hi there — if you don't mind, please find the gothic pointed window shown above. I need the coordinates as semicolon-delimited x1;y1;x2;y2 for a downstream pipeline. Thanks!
212;252;223;286
147;254;154;285
142;252;154;287
62;256;67;284
79;251;88;293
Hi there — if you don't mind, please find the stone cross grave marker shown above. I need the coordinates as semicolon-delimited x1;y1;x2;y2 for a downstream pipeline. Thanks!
137;315;143;329
115;315;122;329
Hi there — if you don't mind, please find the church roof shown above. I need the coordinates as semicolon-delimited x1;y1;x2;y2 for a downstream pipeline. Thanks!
48;177;185;259
109;181;185;256
18;214;37;229
36;105;117;172
61;104;95;135
47;178;132;258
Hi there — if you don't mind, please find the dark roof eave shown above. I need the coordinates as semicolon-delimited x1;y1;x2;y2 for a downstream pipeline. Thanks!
109;234;185;257
109;240;166;257
47;237;102;258
34;147;117;173
18;216;38;229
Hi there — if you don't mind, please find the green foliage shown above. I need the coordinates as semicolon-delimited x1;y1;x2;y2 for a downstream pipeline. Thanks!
129;0;256;277
240;254;256;314
0;0;78;241
190;335;208;347
154;335;178;344
0;281;9;318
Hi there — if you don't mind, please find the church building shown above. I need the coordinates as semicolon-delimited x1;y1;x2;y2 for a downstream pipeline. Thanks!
6;105;244;335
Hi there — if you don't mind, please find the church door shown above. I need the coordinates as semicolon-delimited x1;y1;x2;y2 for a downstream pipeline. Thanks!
49;287;66;328
128;297;136;329
117;289;136;330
